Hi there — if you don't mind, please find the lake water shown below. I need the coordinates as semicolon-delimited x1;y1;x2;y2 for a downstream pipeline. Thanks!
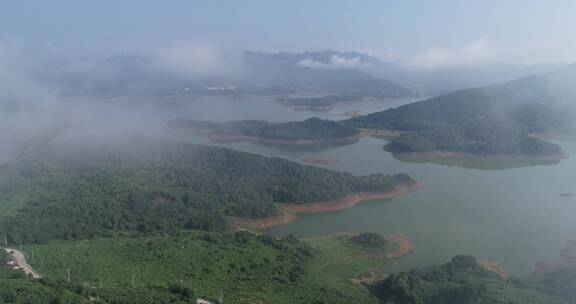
121;94;424;122
166;94;576;277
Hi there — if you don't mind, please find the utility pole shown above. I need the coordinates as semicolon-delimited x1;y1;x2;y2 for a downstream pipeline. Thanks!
67;268;71;282
131;262;135;288
4;233;7;248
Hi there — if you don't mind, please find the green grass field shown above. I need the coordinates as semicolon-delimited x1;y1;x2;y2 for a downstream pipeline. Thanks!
302;233;399;292
21;232;403;303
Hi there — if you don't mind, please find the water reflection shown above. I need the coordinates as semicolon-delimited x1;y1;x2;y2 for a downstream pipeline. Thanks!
391;153;563;170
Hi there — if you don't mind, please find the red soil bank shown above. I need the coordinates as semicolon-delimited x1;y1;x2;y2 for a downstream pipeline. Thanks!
207;129;401;146
281;183;422;214
388;234;414;258
480;260;509;279
232;210;296;230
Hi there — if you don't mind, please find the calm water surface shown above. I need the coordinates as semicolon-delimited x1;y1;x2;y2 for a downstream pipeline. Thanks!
167;95;576;277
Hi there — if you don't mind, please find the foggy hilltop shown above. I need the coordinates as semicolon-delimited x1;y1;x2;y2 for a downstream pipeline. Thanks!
2;1;576;303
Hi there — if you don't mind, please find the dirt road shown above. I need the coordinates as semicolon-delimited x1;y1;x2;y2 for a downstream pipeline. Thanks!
4;248;41;279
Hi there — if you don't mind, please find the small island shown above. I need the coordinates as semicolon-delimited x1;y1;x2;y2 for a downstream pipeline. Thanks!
167;117;362;145
277;94;363;111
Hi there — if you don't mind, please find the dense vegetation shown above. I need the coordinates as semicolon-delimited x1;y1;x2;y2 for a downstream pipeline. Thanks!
0;140;414;244
1;251;87;303
168;117;361;141
350;233;388;249
0;271;194;304
382;122;562;155
351;65;576;155
24;231;371;304
371;255;572;304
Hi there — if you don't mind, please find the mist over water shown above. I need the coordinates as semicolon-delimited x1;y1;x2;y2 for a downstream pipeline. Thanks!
2;46;574;279
4;3;576;303
113;91;575;277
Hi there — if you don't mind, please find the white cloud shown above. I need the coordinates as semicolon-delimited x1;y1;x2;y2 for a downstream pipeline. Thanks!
405;38;576;70
408;38;500;69
297;55;370;69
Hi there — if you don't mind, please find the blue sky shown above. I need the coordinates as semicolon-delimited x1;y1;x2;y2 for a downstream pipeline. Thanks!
1;0;575;67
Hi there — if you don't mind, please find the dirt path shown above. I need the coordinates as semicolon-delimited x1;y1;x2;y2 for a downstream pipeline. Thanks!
4;248;42;279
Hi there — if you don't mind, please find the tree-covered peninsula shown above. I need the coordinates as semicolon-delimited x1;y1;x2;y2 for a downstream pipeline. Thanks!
0;140;415;244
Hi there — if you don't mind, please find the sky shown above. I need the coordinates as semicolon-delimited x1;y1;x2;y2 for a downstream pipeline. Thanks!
1;0;576;68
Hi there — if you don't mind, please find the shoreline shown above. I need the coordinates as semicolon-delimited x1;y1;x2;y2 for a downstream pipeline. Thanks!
208;133;360;145
281;183;423;214
303;232;414;259
385;147;570;161
233;182;422;230
231;209;296;230
387;234;415;258
184;128;401;146
301;157;338;165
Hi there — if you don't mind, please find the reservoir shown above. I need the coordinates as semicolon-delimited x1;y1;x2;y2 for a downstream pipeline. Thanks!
166;94;576;277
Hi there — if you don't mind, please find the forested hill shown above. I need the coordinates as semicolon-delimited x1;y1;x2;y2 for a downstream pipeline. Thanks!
351;64;576;156
0;140;415;244
371;255;575;304
168;117;360;141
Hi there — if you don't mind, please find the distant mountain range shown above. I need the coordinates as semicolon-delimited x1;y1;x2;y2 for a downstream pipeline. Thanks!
40;49;568;99
241;50;563;94
241;50;414;97
50;50;414;98
171;63;576;158
242;50;385;69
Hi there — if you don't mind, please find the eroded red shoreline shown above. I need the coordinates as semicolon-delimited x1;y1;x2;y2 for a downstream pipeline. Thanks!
233;183;422;230
207;129;401;146
389;149;570;161
281;183;423;214
231;209;296;230
480;260;509;279
388;234;415;258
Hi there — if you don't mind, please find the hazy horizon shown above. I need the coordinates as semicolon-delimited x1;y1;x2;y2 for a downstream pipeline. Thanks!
2;0;576;71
